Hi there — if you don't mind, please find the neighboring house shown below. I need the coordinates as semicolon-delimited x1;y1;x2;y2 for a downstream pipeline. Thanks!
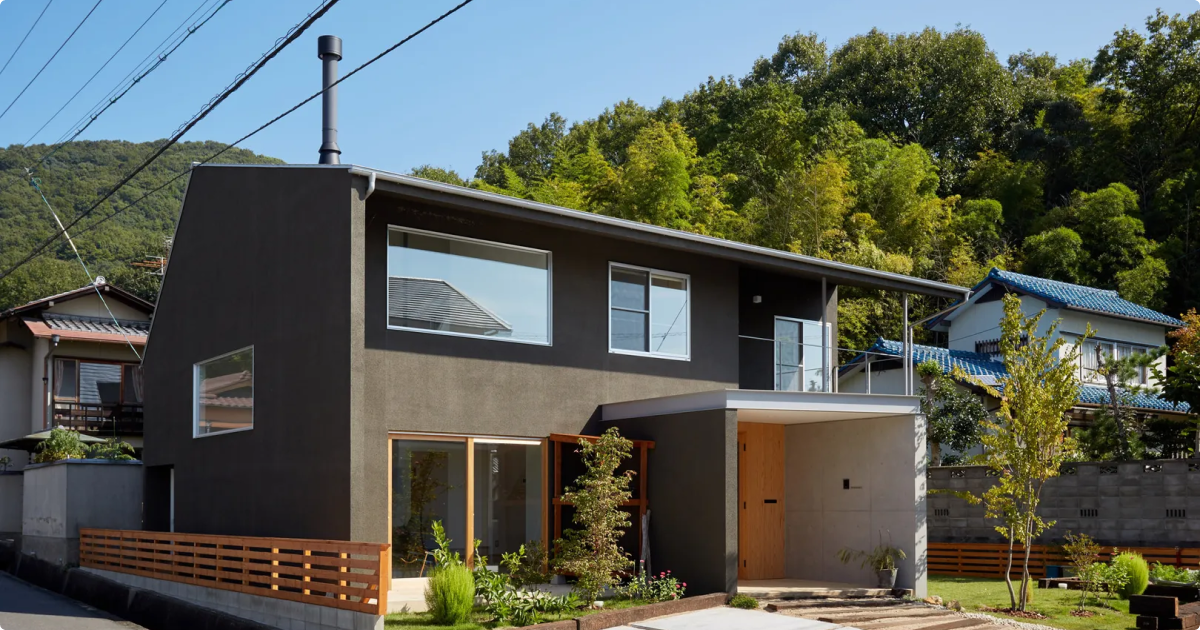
841;268;1190;448
141;163;971;597
0;280;151;467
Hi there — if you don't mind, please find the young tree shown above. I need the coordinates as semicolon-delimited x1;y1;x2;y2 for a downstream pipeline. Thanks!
918;361;989;466
954;294;1086;611
555;428;635;604
1159;309;1200;455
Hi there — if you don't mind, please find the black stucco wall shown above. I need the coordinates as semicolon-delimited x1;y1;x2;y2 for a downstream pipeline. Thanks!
142;165;355;539
607;410;738;596
738;268;838;390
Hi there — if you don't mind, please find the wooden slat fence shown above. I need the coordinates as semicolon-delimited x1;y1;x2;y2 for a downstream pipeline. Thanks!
930;542;1200;579
80;529;390;615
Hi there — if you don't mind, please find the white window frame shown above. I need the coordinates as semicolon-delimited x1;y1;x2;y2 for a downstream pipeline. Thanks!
773;316;832;392
607;262;691;361
1075;335;1153;386
193;345;254;439
386;225;553;346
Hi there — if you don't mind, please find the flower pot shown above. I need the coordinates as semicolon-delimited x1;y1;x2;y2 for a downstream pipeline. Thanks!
877;568;898;589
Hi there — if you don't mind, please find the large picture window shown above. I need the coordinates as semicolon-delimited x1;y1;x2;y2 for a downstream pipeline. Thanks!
609;263;689;359
387;227;551;345
774;317;831;392
1080;339;1149;385
194;346;253;437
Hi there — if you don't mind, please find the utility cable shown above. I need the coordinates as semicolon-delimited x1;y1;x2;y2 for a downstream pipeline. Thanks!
65;0;481;244
0;0;105;126
0;0;55;81
28;177;143;360
22;0;170;147
5;0;481;280
0;0;344;282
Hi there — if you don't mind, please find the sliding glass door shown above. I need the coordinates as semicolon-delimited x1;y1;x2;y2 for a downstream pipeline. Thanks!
390;435;544;577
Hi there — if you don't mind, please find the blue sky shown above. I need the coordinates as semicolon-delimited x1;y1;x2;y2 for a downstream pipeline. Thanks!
0;0;1194;179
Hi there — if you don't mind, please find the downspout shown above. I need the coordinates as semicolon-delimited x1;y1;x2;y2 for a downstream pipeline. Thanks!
42;333;60;429
365;171;376;199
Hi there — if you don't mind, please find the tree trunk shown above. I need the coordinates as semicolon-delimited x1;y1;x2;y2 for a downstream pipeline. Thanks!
1004;535;1016;610
1020;534;1034;611
931;441;942;467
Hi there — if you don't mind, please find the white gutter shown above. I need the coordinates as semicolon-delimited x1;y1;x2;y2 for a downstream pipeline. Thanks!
347;165;970;299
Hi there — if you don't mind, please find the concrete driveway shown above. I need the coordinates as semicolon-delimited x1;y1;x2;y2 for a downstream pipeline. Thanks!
0;573;141;630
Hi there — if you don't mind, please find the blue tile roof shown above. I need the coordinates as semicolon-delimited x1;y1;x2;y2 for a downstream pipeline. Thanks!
985;268;1183;327
847;338;1190;413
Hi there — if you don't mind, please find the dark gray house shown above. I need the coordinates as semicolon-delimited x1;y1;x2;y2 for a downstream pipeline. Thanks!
142;163;969;598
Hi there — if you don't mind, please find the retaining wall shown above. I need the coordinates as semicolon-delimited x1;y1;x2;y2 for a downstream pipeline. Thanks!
929;459;1200;546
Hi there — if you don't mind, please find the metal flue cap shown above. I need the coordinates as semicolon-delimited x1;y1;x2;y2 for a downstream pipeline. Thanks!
318;35;342;60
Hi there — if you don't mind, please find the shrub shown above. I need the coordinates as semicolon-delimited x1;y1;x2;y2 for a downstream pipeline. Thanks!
1113;552;1149;597
500;541;550;588
33;428;87;463
616;566;686;602
555;427;635;603
425;564;475;625
729;594;759;609
88;438;136;461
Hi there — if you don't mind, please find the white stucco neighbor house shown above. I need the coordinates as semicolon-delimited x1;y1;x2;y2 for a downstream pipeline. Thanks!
840;268;1191;441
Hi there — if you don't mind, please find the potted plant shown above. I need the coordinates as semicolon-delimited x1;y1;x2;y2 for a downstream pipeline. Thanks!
837;532;907;588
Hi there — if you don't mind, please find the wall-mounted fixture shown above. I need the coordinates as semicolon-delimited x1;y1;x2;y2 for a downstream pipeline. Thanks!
752;295;762;304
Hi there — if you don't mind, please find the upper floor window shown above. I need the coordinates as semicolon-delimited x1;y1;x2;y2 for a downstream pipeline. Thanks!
609;263;689;360
774;317;830;392
194;346;253;438
1080;339;1149;385
387;227;551;345
52;358;143;406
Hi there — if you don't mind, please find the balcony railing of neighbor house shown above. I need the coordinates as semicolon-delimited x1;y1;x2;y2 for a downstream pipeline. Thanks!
79;529;390;614
52;402;144;435
929;542;1200;579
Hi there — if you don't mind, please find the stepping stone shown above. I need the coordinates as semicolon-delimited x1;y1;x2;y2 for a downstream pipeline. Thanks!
632;607;844;630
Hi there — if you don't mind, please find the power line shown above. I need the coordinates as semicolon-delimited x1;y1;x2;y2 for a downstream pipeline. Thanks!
0;0;55;81
22;0;170;147
13;0;481;270
0;0;344;282
0;0;105;126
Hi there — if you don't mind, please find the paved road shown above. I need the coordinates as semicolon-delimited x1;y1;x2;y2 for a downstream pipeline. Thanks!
0;573;142;630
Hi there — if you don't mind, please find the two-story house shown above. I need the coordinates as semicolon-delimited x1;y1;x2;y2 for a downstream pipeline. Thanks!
141;163;971;597
0;280;151;461
840;268;1190;439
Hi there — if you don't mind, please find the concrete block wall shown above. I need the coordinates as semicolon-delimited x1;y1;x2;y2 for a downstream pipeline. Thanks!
21;459;142;564
0;472;22;536
84;568;383;630
929;459;1200;546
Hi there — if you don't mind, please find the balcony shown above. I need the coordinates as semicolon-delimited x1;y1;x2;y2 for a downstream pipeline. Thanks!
51;402;144;436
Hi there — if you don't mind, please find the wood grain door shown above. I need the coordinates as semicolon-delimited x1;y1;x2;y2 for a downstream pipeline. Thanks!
737;422;785;580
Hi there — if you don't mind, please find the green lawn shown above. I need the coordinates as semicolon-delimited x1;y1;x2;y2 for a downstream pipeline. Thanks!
928;575;1137;630
385;598;649;630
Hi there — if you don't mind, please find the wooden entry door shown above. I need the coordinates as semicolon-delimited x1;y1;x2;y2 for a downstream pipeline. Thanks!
738;422;785;580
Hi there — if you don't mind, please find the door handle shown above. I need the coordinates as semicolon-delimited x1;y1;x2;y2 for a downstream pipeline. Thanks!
763;499;778;504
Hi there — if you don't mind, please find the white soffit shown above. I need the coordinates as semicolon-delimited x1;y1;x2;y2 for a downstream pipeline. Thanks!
601;389;921;424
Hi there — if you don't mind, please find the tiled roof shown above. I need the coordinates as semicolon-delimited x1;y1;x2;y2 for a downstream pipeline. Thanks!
0;282;154;320
41;313;149;337
387;277;511;333
847;338;1190;413
987;269;1182;327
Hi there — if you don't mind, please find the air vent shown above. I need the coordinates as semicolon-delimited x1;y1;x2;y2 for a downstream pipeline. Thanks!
934;508;950;517
1168;509;1186;518
1145;464;1163;473
1100;465;1118;475
951;470;966;478
1081;509;1099;518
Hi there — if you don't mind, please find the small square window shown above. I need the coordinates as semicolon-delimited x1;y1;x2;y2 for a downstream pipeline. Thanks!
194;346;253;438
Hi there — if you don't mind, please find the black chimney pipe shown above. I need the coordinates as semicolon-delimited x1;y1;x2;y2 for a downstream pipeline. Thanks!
317;35;342;165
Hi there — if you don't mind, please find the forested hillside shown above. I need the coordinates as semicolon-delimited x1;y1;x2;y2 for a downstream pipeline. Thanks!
0;141;281;310
415;9;1200;354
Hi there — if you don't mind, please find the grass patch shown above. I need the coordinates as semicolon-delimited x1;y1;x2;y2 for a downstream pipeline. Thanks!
385;598;651;629
929;575;1136;630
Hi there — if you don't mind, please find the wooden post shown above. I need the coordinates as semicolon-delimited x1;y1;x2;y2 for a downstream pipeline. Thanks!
541;437;550;573
465;437;475;569
378;545;391;615
271;547;279;590
302;549;311;595
554;439;562;544
639;444;648;561
339;552;348;600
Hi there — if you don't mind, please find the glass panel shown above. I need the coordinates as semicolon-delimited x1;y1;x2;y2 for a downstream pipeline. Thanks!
388;229;550;344
650;275;688;357
1081;340;1099;379
802;321;827;392
195;348;253;436
80;362;122;405
54;359;78;399
775;319;800;391
610;268;648;311
123;364;144;404
391;440;468;577
611;309;648;352
473;441;542;566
